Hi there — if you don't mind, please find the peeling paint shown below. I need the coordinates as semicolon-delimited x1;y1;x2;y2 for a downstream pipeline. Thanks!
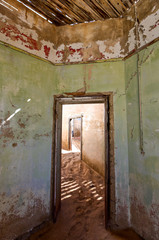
0;190;49;240
66;43;83;63
139;9;159;47
0;12;56;62
126;40;159;240
127;27;136;53
55;44;65;62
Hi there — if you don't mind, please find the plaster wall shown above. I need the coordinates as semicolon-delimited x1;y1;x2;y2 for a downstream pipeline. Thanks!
55;18;125;64
125;41;159;240
1;0;159;239
0;44;57;239
72;118;81;137
137;0;159;48
1;0;159;65
0;43;129;239
0;1;125;64
0;0;57;62
62;104;105;176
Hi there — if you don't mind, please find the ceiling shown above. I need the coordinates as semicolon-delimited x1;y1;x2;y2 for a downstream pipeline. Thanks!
19;0;136;26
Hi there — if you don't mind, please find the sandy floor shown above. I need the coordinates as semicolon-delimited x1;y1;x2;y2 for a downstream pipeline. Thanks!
28;151;142;240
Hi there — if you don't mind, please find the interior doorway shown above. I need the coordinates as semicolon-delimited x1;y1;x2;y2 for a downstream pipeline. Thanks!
68;115;83;155
51;94;114;230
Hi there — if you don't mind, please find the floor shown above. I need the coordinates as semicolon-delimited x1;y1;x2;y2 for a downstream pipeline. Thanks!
28;151;142;240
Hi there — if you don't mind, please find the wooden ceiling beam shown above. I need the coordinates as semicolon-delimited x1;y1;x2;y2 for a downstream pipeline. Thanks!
33;0;74;24
82;0;109;19
17;0;134;26
103;0;121;16
61;0;106;21
69;0;104;20
21;0;63;25
57;0;101;21
108;0;127;14
45;0;80;23
121;0;132;8
93;0;118;18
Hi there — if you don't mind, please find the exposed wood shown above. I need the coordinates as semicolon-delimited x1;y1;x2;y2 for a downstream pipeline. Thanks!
57;0;98;21
49;0;83;22
70;0;105;20
16;0;134;26
109;0;127;14
95;0;118;18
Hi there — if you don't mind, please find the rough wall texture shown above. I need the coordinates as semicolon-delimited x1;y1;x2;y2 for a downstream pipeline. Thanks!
0;0;159;239
0;0;57;62
0;44;57;239
0;43;129;239
55;19;125;64
0;1;125;64
62;104;105;176
55;60;129;228
137;0;159;48
0;0;159;65
125;41;159;240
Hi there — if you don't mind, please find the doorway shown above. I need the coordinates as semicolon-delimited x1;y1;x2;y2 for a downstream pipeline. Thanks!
51;93;115;230
68;115;83;155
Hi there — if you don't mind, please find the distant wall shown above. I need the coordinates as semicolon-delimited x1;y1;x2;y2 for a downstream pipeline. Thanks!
62;104;105;176
73;118;81;137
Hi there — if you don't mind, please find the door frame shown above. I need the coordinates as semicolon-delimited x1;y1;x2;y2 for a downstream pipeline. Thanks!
68;115;83;159
50;92;115;229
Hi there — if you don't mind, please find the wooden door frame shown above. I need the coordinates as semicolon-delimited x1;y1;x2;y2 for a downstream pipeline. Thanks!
51;92;115;229
68;115;83;159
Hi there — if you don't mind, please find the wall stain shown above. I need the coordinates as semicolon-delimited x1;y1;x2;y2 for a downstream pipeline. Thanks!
0;23;39;51
17;119;26;129
12;143;17;147
44;45;50;58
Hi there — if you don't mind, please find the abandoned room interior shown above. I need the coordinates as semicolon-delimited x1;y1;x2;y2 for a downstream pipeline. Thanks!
0;0;159;239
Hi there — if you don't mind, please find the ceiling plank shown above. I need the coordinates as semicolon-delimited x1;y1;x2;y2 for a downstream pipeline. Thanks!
57;0;102;21
47;0;83;23
121;0;132;8
94;0;118;17
16;0;135;26
82;0;109;19
58;0;94;21
26;0;73;25
33;0;74;24
21;0;63;25
108;0;127;14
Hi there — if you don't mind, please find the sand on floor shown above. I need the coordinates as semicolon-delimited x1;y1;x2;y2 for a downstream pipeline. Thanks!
28;151;142;240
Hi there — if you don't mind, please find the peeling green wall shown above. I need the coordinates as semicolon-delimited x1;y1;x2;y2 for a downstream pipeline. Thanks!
0;43;129;239
126;41;159;240
54;61;129;227
0;44;59;239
